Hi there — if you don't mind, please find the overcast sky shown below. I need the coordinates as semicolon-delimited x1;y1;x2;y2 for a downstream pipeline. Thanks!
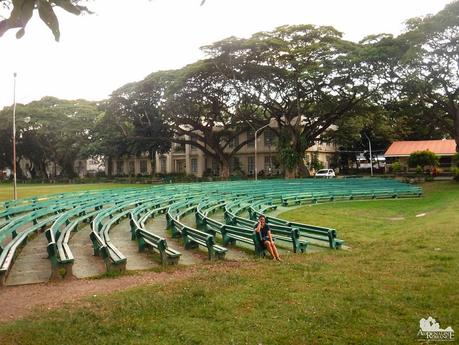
0;0;452;109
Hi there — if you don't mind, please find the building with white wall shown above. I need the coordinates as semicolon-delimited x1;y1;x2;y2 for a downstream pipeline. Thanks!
105;127;337;177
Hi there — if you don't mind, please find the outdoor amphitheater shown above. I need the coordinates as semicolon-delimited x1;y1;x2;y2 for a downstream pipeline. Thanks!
0;178;422;286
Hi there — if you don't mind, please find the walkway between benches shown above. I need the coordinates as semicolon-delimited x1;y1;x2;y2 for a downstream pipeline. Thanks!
71;224;105;278
6;231;50;286
144;215;203;265
110;219;160;270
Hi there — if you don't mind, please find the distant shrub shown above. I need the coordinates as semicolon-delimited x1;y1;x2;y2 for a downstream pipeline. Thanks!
453;167;459;181
391;161;401;173
409;150;439;169
453;153;459;167
425;175;434;182
415;165;424;175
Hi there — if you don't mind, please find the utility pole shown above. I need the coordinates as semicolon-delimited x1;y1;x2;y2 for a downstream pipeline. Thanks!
364;133;373;177
12;72;18;200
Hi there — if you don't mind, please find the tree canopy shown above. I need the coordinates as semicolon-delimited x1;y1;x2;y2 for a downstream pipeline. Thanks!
0;97;101;178
1;1;458;180
397;0;459;151
89;81;172;176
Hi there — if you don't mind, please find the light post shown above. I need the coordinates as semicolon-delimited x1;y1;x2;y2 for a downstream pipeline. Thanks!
364;133;373;177
12;72;17;200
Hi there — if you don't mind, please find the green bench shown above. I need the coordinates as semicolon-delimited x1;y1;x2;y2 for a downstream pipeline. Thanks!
182;225;227;260
1;213;60;286
90;207;130;273
290;221;343;249
224;198;309;253
202;215;225;235
268;216;343;249
135;227;181;265
129;214;181;265
47;207;101;280
220;224;265;256
166;199;227;260
226;210;307;253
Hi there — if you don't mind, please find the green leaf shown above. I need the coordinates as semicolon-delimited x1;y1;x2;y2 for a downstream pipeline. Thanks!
38;0;60;41
15;27;25;38
0;0;35;38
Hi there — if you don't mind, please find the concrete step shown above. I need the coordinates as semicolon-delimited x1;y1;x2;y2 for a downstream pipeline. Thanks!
6;231;50;286
143;215;205;265
70;224;105;278
109;219;160;270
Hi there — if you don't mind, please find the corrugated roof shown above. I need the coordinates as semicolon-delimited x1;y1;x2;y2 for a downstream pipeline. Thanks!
384;140;456;157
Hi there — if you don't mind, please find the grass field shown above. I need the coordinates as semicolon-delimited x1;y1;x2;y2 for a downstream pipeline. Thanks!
0;181;458;344
0;183;142;202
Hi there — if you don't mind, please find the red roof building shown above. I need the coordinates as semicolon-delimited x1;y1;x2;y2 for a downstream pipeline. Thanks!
385;140;456;157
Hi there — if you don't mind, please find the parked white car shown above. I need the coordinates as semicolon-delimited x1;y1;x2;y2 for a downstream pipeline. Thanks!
315;169;336;178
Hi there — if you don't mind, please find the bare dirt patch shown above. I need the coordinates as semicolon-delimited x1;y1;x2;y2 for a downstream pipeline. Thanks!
388;217;405;221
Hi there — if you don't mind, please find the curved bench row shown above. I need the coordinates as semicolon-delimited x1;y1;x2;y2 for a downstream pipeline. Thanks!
167;197;227;260
129;195;184;265
0;178;423;284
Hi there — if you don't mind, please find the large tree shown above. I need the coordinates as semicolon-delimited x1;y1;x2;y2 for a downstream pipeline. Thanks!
94;80;172;176
138;62;262;179
399;1;459;151
204;25;389;176
0;96;100;178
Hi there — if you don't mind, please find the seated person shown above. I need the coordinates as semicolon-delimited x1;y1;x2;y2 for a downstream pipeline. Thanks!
254;215;282;261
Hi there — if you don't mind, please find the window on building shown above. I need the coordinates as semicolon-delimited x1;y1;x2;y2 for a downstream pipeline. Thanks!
175;159;186;173
229;134;239;149
140;160;148;175
248;156;255;174
116;160;124;175
230;157;240;172
247;131;255;148
264;128;276;146
191;158;198;174
160;157;167;174
128;161;135;175
174;142;185;152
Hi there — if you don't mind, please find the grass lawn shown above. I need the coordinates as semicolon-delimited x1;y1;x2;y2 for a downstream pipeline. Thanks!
0;181;458;344
0;183;143;202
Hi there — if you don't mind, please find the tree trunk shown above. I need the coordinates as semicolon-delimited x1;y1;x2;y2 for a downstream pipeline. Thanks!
63;161;76;179
284;168;296;179
294;134;308;178
30;163;37;178
107;157;113;177
41;161;48;179
220;159;230;180
16;158;24;180
297;159;308;177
